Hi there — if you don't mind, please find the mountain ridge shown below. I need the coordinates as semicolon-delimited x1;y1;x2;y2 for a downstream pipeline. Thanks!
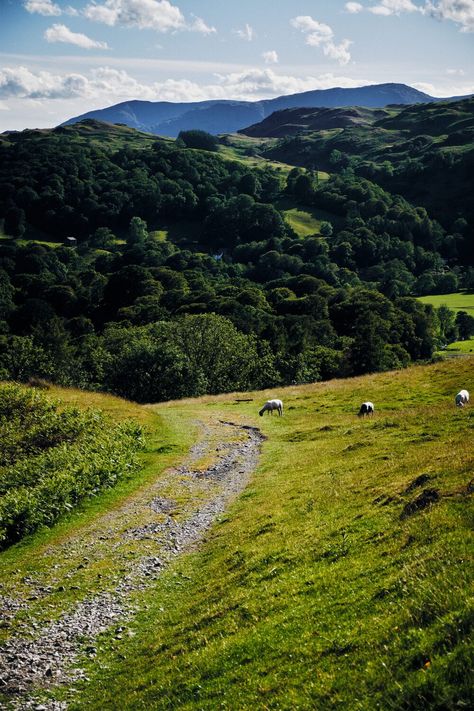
61;82;467;137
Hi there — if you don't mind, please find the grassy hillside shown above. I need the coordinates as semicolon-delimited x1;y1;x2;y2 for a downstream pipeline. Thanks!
442;338;474;355
0;384;145;548
2;359;470;709
0;119;163;152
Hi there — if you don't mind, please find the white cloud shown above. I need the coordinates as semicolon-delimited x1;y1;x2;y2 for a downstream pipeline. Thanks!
446;67;465;75
369;1;419;15
0;66;89;100
262;50;278;64
233;23;255;41
291;15;352;65
345;0;473;31
24;0;61;16
345;2;364;12
323;39;352;65
0;65;372;104
413;79;474;96
65;5;79;16
424;0;474;32
188;16;216;35
44;24;110;49
83;0;214;34
290;16;334;45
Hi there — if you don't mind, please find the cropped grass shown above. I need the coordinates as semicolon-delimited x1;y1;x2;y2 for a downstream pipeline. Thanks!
64;358;473;711
417;291;474;315
276;198;342;238
443;337;474;354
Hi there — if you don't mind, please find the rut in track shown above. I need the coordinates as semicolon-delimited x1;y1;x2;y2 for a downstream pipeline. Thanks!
0;419;264;710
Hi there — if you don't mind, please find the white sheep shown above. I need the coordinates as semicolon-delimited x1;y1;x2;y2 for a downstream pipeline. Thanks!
259;399;283;417
358;401;374;417
455;389;469;407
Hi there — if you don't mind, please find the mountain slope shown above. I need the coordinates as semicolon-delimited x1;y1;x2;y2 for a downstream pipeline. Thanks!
1;359;471;709
242;106;392;138
62;83;442;137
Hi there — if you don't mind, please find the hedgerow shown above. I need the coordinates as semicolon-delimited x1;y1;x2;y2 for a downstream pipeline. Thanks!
0;383;145;548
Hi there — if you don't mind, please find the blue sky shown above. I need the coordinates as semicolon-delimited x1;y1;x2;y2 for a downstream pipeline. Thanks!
0;0;473;131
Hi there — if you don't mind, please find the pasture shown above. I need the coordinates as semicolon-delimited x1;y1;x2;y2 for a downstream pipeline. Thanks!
1;360;470;709
444;337;474;354
417;291;474;315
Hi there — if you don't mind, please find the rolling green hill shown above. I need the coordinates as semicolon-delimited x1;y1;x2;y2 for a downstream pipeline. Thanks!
2;118;464;400
247;98;474;257
0;358;472;709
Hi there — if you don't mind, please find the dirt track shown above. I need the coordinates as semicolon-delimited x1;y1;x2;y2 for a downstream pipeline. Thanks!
0;419;263;710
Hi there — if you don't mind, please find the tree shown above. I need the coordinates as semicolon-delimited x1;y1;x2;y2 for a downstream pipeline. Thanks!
294;173;316;203
128;216;148;245
455;311;474;340
4;207;26;238
177;130;219;152
320;221;333;238
436;305;458;345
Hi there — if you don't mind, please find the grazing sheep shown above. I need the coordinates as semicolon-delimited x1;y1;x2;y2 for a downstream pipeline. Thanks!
358;401;374;417
259;399;283;417
455;389;469;407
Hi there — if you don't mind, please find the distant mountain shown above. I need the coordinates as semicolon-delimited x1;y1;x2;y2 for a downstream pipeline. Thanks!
62;83;458;137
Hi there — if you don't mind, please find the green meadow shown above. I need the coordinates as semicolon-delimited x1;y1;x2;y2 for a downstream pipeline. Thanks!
417;292;474;315
2;359;470;709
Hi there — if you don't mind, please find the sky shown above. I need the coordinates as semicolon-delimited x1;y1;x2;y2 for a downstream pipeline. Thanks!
0;0;473;131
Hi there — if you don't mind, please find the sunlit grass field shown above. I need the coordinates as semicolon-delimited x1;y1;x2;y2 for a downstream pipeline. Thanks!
276;198;342;238
417;292;474;315
443;337;474;354
44;358;473;711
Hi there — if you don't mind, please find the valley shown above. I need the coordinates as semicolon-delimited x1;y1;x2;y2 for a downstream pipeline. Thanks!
0;62;473;711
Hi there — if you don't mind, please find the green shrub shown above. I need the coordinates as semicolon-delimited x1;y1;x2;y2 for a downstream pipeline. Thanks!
0;383;145;548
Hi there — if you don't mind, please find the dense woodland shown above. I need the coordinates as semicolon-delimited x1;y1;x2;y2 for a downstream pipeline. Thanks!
0;111;472;401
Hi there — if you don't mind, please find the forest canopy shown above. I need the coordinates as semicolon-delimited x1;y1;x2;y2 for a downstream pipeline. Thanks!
0;123;469;400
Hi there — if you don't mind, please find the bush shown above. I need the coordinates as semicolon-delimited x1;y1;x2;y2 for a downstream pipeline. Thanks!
0;383;145;548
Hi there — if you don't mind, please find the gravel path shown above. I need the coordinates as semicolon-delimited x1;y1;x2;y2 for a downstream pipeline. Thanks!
0;419;263;710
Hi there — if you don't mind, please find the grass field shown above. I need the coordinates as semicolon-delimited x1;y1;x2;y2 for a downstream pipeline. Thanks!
218;135;330;183
443;337;474;355
417;292;474;315
0;220;62;248
2;359;472;709
276;197;342;238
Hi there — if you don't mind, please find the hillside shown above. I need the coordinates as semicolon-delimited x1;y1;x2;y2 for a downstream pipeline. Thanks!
248;97;474;261
0;358;472;709
242;106;393;138
1;118;473;399
62;83;443;137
